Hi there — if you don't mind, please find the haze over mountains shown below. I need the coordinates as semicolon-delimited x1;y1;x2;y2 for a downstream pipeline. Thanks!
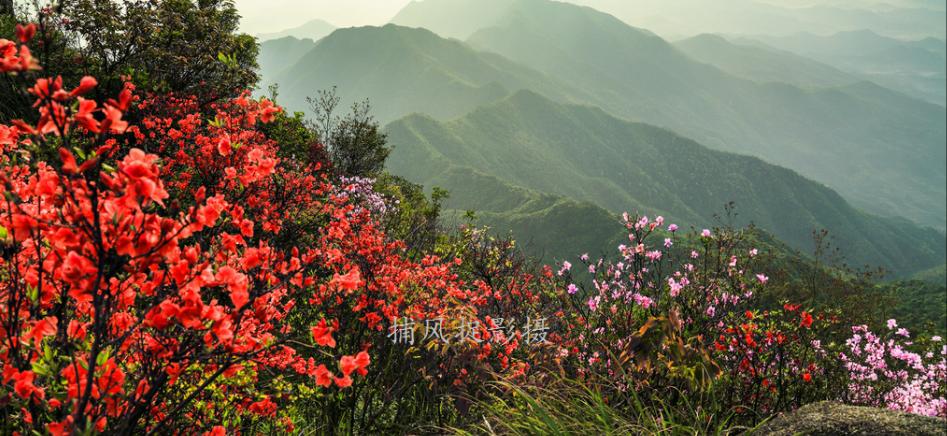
559;0;946;40
735;30;947;105
255;0;947;277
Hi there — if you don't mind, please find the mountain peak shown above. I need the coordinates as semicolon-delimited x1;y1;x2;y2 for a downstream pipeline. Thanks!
257;18;337;42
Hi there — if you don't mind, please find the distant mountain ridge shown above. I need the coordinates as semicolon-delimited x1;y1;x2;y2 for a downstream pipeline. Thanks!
385;90;946;275
260;24;589;123
673;34;858;88
256;18;337;42
403;0;945;230
735;30;946;105
254;0;947;275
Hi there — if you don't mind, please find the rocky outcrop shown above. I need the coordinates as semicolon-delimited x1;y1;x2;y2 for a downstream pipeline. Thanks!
755;401;946;435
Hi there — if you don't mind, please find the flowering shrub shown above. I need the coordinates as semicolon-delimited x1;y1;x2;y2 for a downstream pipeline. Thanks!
713;304;842;417
3;15;944;435
0;25;389;434
842;321;946;417
547;215;768;389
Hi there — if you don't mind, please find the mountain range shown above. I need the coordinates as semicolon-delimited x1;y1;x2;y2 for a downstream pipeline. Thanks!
554;0;946;40
260;25;587;124
256;0;947;277
734;30;946;105
386;90;946;274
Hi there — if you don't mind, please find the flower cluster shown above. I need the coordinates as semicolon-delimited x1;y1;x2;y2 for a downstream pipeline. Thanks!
548;214;769;389
842;322;946;417
333;176;390;217
713;304;838;415
0;26;387;434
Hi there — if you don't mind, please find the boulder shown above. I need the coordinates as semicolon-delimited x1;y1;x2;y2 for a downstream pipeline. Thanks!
755;401;946;435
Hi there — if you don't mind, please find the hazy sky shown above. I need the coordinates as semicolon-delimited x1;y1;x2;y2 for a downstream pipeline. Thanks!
235;0;946;39
236;0;413;35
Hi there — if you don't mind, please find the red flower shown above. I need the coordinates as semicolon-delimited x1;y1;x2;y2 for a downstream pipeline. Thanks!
314;364;333;387
15;23;36;43
333;375;353;388
339;355;357;377
204;426;226;436
216;266;249;309
800;311;813;328
13;370;44;400
802;372;812;382
217;135;232;156
102;104;128;133
59;147;78;174
332;268;362;292
311;320;336;348
28;317;57;348
70;76;98;97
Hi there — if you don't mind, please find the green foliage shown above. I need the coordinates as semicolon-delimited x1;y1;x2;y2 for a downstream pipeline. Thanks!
306;87;391;178
910;263;947;286
882;280;947;335
259;108;329;166
375;174;449;258
12;0;259;114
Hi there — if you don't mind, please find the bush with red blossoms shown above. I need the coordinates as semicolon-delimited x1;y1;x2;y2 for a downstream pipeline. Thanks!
713;304;843;419
841;321;946;417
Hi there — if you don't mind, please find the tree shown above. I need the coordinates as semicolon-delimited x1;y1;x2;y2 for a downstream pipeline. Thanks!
0;0;14;17
0;0;258;123
307;87;390;178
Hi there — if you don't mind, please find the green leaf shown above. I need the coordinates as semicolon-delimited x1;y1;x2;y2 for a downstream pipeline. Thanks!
96;348;110;366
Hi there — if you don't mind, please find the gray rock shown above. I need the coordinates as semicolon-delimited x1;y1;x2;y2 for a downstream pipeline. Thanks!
754;401;946;435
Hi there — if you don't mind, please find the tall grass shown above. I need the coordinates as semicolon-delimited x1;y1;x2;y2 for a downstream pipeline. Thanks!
451;375;765;435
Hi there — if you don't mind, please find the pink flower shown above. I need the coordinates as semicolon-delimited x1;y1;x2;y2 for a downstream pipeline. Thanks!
668;224;678;232
701;229;712;238
887;319;898;330
587;296;601;312
756;274;768;285
567;283;578;295
558;261;572;276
